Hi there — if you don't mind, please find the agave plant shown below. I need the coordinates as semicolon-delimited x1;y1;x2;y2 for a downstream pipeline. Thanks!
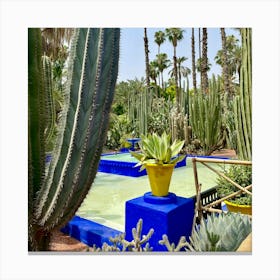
130;132;185;170
159;212;252;252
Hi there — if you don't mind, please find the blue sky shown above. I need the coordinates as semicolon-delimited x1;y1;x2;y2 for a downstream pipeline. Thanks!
117;28;241;88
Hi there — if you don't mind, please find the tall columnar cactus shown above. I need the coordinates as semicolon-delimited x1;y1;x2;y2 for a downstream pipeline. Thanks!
233;28;252;160
41;55;56;149
28;28;120;250
189;75;224;155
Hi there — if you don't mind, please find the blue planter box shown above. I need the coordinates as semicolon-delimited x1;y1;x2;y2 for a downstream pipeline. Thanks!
125;192;195;251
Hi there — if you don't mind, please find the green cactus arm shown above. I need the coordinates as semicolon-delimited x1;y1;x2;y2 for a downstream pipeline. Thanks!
28;28;46;199
34;28;120;229
41;55;56;148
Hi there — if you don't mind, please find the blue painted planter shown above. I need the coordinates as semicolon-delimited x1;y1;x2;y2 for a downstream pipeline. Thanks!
125;192;195;251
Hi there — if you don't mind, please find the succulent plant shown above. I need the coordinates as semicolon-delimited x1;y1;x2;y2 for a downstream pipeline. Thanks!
159;212;251;252
130;132;185;170
28;28;120;250
186;212;252;252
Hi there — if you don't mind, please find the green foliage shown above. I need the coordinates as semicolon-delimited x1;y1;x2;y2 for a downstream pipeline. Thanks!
189;79;224;155
130;132;185;170
106;114;136;150
28;28;120;251
215;34;242;82
159;212;252;252
216;165;252;205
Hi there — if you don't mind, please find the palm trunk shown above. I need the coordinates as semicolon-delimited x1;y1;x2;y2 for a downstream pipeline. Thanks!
221;28;231;97
191;28;197;94
173;47;179;107
144;28;150;88
198;28;202;90
201;28;209;94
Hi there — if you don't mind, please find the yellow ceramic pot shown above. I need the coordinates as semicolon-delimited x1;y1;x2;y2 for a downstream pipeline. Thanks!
145;163;175;196
224;200;252;215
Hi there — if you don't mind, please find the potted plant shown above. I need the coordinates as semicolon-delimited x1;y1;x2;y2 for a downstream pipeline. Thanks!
216;165;252;215
130;132;185;196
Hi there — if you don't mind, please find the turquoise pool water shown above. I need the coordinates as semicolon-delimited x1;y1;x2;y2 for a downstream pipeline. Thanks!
100;152;138;163
76;157;227;231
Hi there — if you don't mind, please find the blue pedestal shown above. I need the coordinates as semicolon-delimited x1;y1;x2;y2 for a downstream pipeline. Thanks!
125;192;195;251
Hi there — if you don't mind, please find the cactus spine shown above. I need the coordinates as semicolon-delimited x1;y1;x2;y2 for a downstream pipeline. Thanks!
28;28;120;250
233;28;252;160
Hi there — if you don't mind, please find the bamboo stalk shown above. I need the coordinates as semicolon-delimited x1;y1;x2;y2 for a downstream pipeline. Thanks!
201;207;223;214
203;184;252;209
194;157;252;166
191;158;202;233
200;161;252;195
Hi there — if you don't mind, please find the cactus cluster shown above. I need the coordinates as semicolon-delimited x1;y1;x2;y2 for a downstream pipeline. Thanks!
28;28;120;250
189;75;224;155
233;28;252;160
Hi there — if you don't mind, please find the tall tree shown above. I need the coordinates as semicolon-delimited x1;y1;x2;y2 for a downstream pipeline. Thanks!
191;28;197;94
154;30;166;54
198;28;202;88
220;28;231;97
144;28;150;88
41;28;73;60
201;28;209;94
149;60;160;89
165;28;184;106
215;34;242;85
156;53;171;89
170;56;188;90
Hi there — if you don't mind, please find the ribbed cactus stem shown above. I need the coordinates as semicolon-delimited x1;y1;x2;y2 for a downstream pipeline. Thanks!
233;28;252;160
28;28;46;197
189;75;223;155
34;28;120;230
42;55;56;147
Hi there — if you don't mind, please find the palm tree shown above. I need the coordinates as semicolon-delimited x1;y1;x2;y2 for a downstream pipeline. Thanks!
220;28;231;96
198;28;202;87
41;28;73;60
191;28;197;94
201;28;209;94
154;30;166;54
177;56;187;90
149;60;160;88
156;53;171;89
165;28;184;106
215;34;242;84
144;28;150;88
196;57;211;72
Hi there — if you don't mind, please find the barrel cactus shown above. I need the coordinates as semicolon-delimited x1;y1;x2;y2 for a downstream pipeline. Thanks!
28;28;120;250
